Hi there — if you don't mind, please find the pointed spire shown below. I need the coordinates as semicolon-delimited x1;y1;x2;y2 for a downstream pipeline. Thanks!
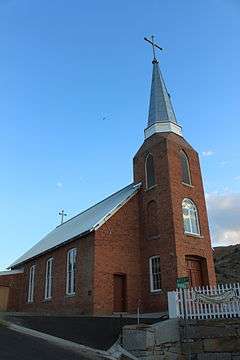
144;36;182;139
148;59;177;126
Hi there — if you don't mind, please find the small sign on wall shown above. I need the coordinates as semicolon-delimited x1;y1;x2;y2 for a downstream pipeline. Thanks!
176;277;189;289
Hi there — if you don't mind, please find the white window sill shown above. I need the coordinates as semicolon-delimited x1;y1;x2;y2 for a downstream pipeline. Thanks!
182;182;194;188
150;289;162;294
184;232;203;239
65;293;76;297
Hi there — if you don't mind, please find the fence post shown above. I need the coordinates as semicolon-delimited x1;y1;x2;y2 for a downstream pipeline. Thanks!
168;291;179;318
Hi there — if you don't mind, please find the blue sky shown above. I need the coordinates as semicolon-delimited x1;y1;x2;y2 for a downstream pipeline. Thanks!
0;0;240;270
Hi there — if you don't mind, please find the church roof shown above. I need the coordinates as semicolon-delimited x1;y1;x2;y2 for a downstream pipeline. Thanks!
10;183;141;269
148;59;178;127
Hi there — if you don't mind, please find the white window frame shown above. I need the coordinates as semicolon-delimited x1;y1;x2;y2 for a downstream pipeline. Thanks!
182;198;200;236
66;248;77;295
44;257;53;300
149;256;161;292
27;265;36;303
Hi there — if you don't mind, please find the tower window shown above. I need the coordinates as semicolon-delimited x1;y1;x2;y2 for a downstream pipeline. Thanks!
180;151;191;185
145;154;156;189
66;248;77;295
182;198;200;235
149;256;161;292
27;265;36;303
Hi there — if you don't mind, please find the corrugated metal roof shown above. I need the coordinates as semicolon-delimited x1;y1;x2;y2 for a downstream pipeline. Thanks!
10;183;140;269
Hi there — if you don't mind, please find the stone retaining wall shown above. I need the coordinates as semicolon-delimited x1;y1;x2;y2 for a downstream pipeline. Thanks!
123;318;240;359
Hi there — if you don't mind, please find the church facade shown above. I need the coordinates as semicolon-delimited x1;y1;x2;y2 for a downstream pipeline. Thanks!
0;45;216;315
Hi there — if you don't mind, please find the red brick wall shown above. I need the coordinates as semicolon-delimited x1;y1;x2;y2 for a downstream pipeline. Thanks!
6;132;215;316
19;234;94;314
0;273;24;311
166;133;216;285
93;194;142;315
133;132;216;313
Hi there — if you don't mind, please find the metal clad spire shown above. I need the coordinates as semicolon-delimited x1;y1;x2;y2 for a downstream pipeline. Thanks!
144;36;178;127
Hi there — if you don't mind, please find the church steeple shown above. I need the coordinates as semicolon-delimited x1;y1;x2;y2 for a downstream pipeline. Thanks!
144;36;182;139
148;59;177;126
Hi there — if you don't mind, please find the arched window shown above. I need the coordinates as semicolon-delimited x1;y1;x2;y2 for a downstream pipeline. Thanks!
182;198;200;235
147;201;159;237
145;154;156;189
180;151;191;185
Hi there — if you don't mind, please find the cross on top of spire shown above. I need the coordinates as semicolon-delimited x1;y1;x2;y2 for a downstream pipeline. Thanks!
144;36;163;63
143;35;182;138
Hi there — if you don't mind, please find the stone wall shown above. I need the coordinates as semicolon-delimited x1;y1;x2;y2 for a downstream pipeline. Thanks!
123;318;240;359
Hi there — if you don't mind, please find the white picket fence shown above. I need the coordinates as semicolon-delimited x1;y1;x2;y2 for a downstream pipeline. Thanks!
168;283;240;320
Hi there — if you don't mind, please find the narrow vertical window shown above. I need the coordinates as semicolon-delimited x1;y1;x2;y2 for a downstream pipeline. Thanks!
145;154;156;189
182;198;200;235
44;258;53;300
149;256;161;292
66;248;77;295
180;151;191;185
28;265;36;303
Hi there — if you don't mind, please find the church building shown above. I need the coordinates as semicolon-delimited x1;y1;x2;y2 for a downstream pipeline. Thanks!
0;39;216;315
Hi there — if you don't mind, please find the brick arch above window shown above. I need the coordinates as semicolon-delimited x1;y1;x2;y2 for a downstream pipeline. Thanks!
145;153;156;189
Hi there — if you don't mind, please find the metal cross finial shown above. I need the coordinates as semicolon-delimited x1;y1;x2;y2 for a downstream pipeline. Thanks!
59;209;67;224
144;35;163;62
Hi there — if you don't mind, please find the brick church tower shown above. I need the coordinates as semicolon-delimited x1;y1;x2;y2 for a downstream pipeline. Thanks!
134;39;216;312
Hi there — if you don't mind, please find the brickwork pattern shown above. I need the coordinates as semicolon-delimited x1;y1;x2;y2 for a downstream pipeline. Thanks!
133;132;216;313
0;273;24;311
93;194;142;315
19;233;94;314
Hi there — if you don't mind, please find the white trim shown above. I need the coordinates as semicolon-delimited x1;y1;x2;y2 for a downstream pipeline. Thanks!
144;121;182;139
66;248;77;295
0;269;23;276
27;265;36;303
44;257;53;300
149;256;161;293
182;198;201;236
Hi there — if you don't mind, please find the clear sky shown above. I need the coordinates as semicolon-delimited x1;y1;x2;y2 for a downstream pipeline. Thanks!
0;0;240;270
